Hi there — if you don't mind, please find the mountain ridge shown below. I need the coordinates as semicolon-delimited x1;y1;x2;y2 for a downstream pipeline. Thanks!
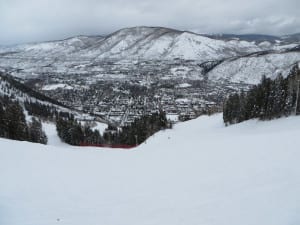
0;26;265;61
1;26;299;61
1;26;300;47
0;26;299;85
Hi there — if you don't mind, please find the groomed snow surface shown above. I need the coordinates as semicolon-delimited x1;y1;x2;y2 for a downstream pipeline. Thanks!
1;114;300;225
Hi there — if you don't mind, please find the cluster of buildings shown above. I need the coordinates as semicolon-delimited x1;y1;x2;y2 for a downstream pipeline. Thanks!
32;60;248;126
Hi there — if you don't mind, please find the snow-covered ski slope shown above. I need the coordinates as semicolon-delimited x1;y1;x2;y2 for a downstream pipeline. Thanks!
1;114;300;225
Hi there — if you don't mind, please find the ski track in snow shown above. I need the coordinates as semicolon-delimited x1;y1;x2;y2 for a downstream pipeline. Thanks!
42;122;69;147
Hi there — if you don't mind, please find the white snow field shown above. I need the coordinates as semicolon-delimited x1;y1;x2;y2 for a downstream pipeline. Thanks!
1;114;300;225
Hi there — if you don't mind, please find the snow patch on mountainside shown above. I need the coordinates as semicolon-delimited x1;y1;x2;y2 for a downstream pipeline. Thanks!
208;52;300;84
167;32;260;60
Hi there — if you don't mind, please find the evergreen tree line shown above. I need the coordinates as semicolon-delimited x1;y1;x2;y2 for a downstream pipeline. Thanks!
24;100;72;121
56;111;171;146
103;111;171;146
223;65;300;125
56;116;102;146
0;95;47;144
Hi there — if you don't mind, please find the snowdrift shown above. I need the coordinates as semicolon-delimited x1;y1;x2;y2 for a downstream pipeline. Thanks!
1;114;300;225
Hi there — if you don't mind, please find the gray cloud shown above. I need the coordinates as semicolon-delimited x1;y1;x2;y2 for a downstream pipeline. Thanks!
0;0;299;45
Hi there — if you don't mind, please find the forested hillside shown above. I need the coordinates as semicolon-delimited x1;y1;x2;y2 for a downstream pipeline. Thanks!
223;64;300;125
0;72;171;146
0;95;47;143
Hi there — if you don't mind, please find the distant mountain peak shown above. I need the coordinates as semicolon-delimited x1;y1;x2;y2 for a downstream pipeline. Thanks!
0;26;299;85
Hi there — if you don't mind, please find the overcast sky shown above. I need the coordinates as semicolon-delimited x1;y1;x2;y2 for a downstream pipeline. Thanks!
1;0;299;45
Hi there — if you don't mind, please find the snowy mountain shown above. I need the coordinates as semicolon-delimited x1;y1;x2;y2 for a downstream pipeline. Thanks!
207;51;300;84
281;33;300;43
0;26;299;86
205;33;281;43
0;26;263;61
1;113;300;225
1;27;299;61
79;27;264;60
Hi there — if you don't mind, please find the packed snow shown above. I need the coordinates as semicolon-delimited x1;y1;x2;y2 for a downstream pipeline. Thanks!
42;122;69;147
90;121;108;135
1;114;300;225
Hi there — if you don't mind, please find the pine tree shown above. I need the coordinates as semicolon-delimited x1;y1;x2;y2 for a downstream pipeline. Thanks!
0;101;6;137
6;102;28;141
28;117;48;144
223;64;300;125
